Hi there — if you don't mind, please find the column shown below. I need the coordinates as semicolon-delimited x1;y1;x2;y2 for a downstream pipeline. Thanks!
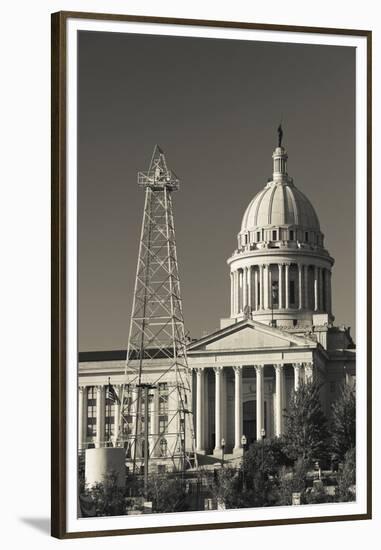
221;369;227;448
293;363;302;392
274;365;284;437
204;370;210;451
278;264;283;309
254;268;259;311
78;386;87;451
304;264;309;309
323;269;329;313
233;366;243;454
113;384;121;446
264;265;269;309
319;268;324;311
314;266;319;311
213;367;223;456
298;263;303;309
259;265;264;309
285;264;290;309
149;387;157;457
130;386;139;459
255;365;264;440
234;271;239;315
196;369;205;454
327;270;332;315
239;270;243;313
242;267;248;310
95;385;105;448
304;362;314;383
230;272;234;317
247;266;252;311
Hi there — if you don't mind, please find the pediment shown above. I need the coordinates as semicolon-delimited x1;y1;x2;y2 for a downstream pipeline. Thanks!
188;320;313;353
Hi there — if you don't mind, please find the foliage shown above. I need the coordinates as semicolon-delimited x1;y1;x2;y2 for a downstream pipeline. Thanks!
146;474;190;513
211;439;291;509
210;466;246;508
283;380;330;465
275;458;309;505
78;453;86;494
336;447;356;502
305;482;335;504
244;437;293;476
330;384;356;461
87;471;128;516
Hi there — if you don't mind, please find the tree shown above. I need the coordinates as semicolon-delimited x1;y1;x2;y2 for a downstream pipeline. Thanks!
283;380;329;466
243;438;292;478
210;439;291;509
330;384;356;461
336;447;356;502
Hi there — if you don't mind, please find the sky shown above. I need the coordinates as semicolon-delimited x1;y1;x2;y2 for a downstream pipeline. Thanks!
78;30;355;352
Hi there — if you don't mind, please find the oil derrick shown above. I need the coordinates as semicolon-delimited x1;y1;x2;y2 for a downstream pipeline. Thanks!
119;146;196;479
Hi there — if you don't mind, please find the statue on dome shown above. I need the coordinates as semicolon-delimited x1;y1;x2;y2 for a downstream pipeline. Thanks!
277;124;283;147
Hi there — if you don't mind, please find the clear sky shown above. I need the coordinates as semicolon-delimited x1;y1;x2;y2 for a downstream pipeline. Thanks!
78;30;355;352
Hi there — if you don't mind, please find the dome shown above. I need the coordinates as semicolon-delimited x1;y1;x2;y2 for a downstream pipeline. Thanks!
228;133;334;329
241;181;320;232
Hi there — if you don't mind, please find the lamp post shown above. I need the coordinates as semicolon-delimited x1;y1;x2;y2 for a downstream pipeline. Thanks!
221;438;225;467
241;434;247;491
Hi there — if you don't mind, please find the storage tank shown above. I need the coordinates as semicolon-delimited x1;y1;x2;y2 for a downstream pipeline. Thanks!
85;447;125;488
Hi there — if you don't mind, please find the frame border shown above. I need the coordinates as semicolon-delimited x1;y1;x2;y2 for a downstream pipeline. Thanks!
51;10;372;539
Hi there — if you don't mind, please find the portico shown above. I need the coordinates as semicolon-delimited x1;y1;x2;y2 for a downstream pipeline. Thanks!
188;319;318;456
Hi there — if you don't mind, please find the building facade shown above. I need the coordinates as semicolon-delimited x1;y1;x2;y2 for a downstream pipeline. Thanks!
78;140;355;465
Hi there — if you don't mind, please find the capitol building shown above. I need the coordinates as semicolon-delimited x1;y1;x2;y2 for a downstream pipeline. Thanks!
78;137;356;465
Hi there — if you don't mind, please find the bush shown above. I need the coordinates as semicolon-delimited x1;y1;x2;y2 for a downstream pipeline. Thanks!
87;471;128;516
146;474;189;513
275;458;309;505
305;482;335;504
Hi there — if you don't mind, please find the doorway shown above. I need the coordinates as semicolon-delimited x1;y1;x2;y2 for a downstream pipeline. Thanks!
243;400;256;444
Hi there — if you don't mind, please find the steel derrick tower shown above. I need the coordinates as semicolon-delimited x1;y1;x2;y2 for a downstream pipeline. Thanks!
119;146;196;477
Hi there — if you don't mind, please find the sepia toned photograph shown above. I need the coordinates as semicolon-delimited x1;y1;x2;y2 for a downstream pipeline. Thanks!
51;12;371;538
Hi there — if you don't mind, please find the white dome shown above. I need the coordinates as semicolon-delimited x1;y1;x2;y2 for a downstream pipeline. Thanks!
241;181;320;232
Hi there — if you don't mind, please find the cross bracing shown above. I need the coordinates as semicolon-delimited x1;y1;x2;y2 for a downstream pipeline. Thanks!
117;146;196;474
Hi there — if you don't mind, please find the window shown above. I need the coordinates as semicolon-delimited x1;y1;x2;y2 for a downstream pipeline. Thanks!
87;386;97;437
121;391;132;433
289;280;296;305
257;231;261;242
105;393;115;439
290;230;294;241
272;230;277;241
305;231;309;242
159;415;168;435
158;382;168;414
